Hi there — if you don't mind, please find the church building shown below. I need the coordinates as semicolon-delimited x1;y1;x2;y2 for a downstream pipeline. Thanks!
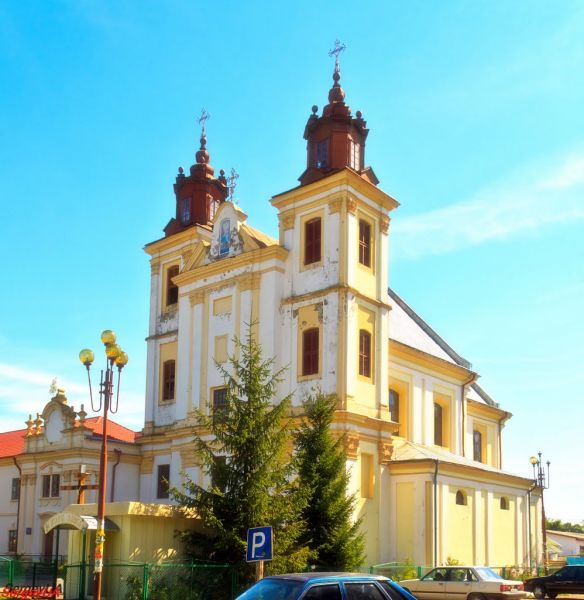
0;56;544;573
140;58;542;568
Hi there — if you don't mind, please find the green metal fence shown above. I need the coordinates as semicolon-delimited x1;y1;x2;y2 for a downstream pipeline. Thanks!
62;561;237;600
0;557;62;589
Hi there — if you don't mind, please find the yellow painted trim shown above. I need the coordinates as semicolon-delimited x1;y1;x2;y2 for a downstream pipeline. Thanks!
388;459;534;488
389;339;478;382
271;168;399;212
356;211;376;275
467;398;512;421
282;284;390;310
174;245;288;285
144;226;209;256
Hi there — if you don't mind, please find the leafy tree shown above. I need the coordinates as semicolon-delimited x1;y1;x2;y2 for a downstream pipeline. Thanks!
173;325;311;585
295;391;365;570
546;518;584;534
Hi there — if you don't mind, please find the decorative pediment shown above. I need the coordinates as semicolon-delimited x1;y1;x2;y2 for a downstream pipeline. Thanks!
40;389;77;443
182;241;210;272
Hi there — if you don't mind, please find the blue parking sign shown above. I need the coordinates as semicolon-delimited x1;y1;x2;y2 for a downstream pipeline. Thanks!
246;526;273;562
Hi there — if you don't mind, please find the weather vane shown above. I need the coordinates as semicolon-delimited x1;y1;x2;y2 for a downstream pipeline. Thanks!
328;39;347;72
227;168;239;202
198;108;210;134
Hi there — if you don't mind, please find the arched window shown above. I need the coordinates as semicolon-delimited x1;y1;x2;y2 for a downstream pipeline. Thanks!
166;265;179;306
358;329;372;378
434;403;443;446
455;490;467;506
500;496;509;510
302;328;319;376
162;359;176;401
473;430;483;462
389;389;400;423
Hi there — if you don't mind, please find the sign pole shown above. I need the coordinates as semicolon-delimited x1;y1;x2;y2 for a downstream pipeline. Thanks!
255;560;264;582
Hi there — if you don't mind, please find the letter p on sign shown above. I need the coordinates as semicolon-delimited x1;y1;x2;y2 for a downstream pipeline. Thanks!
246;526;273;562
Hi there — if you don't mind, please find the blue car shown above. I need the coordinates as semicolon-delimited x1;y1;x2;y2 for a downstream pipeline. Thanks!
236;572;418;600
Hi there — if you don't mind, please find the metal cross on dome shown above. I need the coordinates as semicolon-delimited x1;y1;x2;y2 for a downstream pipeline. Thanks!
328;39;347;72
198;108;210;134
227;168;239;202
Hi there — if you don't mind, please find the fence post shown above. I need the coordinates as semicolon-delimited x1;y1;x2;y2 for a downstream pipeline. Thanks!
32;561;37;589
142;564;150;600
417;566;422;578
8;559;14;587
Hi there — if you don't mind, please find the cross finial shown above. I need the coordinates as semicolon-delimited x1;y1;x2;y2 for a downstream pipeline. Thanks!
328;39;347;73
198;108;211;134
227;168;239;202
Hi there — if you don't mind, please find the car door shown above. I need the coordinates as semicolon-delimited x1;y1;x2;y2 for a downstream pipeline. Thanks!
443;568;473;600
414;568;448;600
548;567;575;595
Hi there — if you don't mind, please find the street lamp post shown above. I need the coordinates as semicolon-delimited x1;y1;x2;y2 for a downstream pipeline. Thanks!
530;452;551;573
79;330;128;600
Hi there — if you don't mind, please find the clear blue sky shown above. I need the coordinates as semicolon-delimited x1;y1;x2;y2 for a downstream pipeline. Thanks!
1;1;582;523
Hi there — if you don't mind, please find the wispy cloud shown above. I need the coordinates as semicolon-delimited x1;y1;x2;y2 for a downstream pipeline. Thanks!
0;362;144;432
392;152;584;260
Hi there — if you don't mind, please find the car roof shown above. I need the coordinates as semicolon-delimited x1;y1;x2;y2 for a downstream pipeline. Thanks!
265;573;389;583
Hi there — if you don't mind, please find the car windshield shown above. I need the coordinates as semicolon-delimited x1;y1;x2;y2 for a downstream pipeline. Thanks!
238;578;304;600
474;568;503;581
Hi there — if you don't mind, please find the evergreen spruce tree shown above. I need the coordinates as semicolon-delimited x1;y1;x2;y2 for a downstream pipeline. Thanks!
296;391;366;570
174;324;311;584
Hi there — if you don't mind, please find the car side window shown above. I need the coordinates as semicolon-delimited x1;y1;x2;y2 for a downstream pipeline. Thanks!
422;569;449;581
303;584;342;600
345;582;386;600
466;570;478;582
556;568;571;580
450;569;469;582
576;567;584;581
379;581;409;600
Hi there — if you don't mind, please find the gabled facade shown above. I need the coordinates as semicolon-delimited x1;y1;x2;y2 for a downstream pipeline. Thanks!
0;389;140;557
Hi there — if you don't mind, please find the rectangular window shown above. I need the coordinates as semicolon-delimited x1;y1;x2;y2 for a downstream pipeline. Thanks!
162;359;176;401
11;478;20;501
434;403;443;446
8;530;17;554
166;265;179;306
358;219;371;267
358;329;372;378
51;474;60;498
360;453;374;499
302;328;319;376
212;387;228;424
389;389;399;423
180;197;191;225
473;430;483;462
304;217;322;265
349;138;360;171
316;139;329;168
42;474;60;498
156;464;170;499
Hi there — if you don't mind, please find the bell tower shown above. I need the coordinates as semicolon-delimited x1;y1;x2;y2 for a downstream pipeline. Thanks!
164;110;228;237
299;41;378;187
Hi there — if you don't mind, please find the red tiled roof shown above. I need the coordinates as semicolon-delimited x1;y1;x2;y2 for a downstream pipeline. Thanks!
0;429;27;458
0;418;139;458
83;417;139;443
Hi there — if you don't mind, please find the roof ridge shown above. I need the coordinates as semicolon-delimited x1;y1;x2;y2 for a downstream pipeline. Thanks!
388;287;472;370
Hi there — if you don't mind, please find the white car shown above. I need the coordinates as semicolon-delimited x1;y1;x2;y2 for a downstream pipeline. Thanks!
400;566;526;600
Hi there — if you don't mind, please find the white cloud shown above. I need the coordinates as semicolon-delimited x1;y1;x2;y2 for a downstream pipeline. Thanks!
0;362;144;432
392;152;584;260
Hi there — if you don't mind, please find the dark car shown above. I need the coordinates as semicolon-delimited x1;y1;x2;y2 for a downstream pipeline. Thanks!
236;572;418;600
524;565;584;598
